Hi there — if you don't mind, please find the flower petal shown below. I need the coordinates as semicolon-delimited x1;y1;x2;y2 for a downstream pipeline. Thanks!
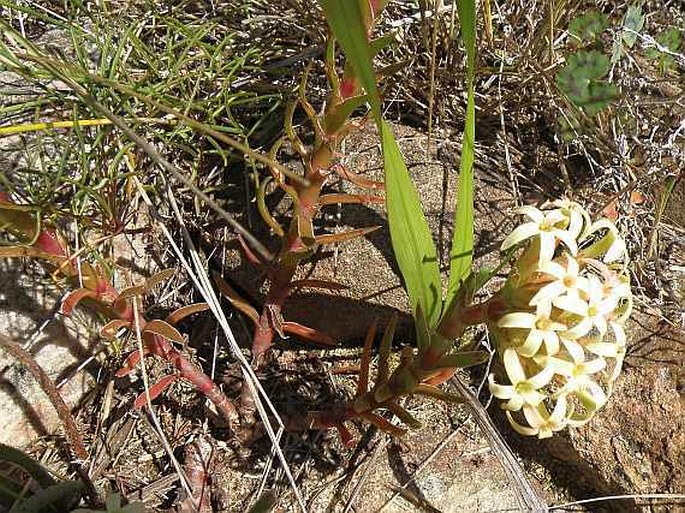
542;330;560;355
567;209;584;239
488;374;515;399
516;206;544;222
503;348;527;384
564;317;593;339
585;342;618;358
561;338;585;362
497;312;536;329
554;295;588;316
527;365;555;389
604;236;627;263
593;315;608;336
520;388;545;406
530;281;566;306
506;411;539;436
519;330;544;358
610;350;625;382
580;382;607;410
582;357;606;375
554;229;578;255
539;356;574;377
501;222;540;251
610;322;626;347
538;232;557;262
549;395;569;425
503;395;525;411
522;404;547;429
538;261;566;280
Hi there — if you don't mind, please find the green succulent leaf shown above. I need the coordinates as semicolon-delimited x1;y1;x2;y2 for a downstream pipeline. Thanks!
556;50;618;115
569;11;609;42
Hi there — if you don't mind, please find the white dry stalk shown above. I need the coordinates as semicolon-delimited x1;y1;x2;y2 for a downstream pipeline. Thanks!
550;493;685;510
623;27;685;69
130;295;198;512
134;179;307;512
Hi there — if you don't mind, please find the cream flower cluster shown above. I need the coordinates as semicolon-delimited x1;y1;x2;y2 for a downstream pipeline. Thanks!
488;200;632;438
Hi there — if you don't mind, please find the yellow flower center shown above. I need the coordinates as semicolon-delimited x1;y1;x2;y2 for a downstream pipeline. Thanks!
536;317;552;330
563;275;575;288
588;305;598;317
515;381;534;394
540;219;553;231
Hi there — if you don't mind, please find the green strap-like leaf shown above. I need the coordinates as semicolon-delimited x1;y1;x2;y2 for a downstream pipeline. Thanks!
318;0;381;119
320;0;442;326
446;0;477;308
381;120;442;325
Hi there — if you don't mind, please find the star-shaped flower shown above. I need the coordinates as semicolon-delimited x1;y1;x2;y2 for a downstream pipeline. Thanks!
546;199;591;240
535;339;608;411
497;301;567;357
554;275;617;338
530;256;589;306
488;348;555;411
501;206;579;262
506;395;570;439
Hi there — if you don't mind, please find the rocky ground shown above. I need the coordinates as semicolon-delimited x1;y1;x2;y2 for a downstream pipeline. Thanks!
1;1;684;512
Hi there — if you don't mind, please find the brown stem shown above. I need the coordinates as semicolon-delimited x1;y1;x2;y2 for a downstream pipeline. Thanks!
0;335;87;459
0;334;100;506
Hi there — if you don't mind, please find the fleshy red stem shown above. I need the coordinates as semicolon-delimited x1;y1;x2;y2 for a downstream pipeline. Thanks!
142;333;239;426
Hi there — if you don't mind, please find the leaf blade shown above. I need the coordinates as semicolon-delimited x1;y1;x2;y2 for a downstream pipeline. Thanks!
446;0;477;308
381;120;441;326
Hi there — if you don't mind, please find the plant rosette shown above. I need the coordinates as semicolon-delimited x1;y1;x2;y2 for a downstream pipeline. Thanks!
488;200;631;438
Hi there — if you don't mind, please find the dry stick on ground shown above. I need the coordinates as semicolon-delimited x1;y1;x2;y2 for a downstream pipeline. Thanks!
549;493;685;511
133;180;307;512
449;376;548;513
0;334;100;507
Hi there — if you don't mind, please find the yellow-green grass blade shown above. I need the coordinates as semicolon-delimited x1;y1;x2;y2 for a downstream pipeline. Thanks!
318;0;381;120
446;0;477;308
320;0;442;326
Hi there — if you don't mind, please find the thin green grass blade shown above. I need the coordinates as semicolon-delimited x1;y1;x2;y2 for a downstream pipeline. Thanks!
446;0;477;308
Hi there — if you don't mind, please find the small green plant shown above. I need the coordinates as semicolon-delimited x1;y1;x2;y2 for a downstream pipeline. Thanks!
0;443;83;513
611;4;645;63
569;11;609;44
311;1;632;442
556;50;618;115
73;493;144;513
645;28;683;73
